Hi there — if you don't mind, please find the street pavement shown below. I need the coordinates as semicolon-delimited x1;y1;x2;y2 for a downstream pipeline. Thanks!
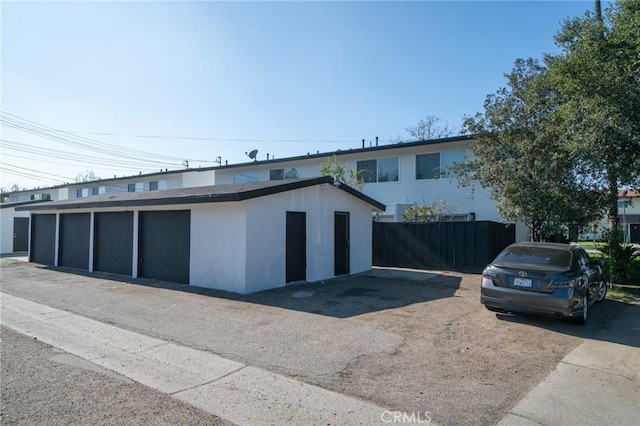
1;326;231;425
1;293;389;426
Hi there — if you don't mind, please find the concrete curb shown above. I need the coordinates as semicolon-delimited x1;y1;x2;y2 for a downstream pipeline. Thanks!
1;292;390;426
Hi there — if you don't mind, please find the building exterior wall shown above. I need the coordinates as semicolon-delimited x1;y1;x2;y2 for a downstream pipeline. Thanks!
1;209;15;254
213;140;500;223
189;203;248;293
244;183;375;293
20;182;377;294
1;208;30;254
579;196;640;243
182;170;216;188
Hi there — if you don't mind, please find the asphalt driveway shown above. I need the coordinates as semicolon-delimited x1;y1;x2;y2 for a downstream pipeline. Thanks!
1;258;636;425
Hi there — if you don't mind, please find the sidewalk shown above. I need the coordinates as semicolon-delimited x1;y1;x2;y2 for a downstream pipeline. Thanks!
1;293;389;426
499;302;640;426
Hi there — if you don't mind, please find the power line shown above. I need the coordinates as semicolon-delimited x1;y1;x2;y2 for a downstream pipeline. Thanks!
1;117;183;166
1;111;217;164
1;163;75;181
0;151;164;174
0;166;68;185
1;139;172;171
47;129;360;144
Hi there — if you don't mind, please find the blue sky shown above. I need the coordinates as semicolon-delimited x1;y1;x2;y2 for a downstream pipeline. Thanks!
1;1;596;190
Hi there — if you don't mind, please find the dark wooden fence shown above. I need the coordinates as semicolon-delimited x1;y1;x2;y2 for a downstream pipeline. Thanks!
372;221;515;271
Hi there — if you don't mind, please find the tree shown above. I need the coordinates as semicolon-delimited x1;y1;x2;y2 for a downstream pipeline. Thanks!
402;200;457;223
460;58;604;241
460;1;639;243
75;169;100;183
319;155;365;191
406;115;456;141
547;0;640;251
10;183;20;192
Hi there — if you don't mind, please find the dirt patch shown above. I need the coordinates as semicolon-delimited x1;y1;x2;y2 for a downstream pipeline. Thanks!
324;273;597;425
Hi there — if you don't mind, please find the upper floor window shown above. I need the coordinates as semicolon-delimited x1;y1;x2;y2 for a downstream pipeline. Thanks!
91;186;106;196
416;150;466;180
149;180;167;191
127;182;143;193
269;168;300;181
30;193;51;201
357;157;398;183
76;188;89;198
234;172;259;184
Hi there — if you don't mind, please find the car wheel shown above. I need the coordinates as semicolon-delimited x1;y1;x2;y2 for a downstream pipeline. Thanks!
571;296;588;325
595;280;607;302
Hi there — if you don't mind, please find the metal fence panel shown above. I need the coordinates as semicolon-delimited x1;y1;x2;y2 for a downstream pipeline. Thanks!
373;221;515;271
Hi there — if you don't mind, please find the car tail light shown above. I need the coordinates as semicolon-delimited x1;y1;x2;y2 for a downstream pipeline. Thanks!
482;269;497;286
549;278;582;289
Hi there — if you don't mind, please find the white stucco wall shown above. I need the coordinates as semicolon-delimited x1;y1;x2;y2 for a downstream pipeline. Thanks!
56;188;68;200
189;203;248;293
213;141;500;223
0;208;31;254
182;170;216;188
243;183;375;293
21;184;379;294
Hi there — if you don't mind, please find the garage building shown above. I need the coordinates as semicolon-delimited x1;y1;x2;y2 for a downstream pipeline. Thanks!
18;177;385;294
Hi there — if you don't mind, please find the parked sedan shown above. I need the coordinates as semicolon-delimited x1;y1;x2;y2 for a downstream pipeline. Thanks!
481;242;607;325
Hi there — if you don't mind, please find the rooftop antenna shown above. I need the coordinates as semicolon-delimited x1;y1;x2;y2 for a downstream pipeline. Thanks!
245;149;258;161
183;160;189;169
215;156;222;166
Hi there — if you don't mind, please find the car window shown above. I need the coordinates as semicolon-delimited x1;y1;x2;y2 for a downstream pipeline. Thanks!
575;249;590;269
494;246;572;268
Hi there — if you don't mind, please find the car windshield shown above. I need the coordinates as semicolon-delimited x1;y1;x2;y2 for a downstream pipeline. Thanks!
494;246;572;268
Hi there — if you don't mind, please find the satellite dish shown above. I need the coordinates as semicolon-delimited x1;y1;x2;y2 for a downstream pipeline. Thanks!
246;149;258;161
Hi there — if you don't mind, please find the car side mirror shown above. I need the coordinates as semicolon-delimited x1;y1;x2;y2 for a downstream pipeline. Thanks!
592;259;604;268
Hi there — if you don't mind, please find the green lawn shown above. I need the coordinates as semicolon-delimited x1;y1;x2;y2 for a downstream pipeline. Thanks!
581;245;640;302
575;241;605;251
608;284;640;304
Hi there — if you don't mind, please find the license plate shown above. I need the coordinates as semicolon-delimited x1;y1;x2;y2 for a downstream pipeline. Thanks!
513;277;533;287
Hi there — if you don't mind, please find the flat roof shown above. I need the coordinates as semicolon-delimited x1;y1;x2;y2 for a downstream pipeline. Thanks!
3;135;474;194
17;176;386;212
0;199;52;210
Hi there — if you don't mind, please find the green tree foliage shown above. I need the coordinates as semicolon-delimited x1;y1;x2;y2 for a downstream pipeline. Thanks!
319;155;365;191
402;200;457;223
599;243;640;283
461;58;604;241
548;0;640;250
461;1;639;242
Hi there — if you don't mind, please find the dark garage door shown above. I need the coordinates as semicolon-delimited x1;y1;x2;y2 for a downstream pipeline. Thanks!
30;214;56;265
139;210;190;284
94;212;133;276
59;213;90;270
